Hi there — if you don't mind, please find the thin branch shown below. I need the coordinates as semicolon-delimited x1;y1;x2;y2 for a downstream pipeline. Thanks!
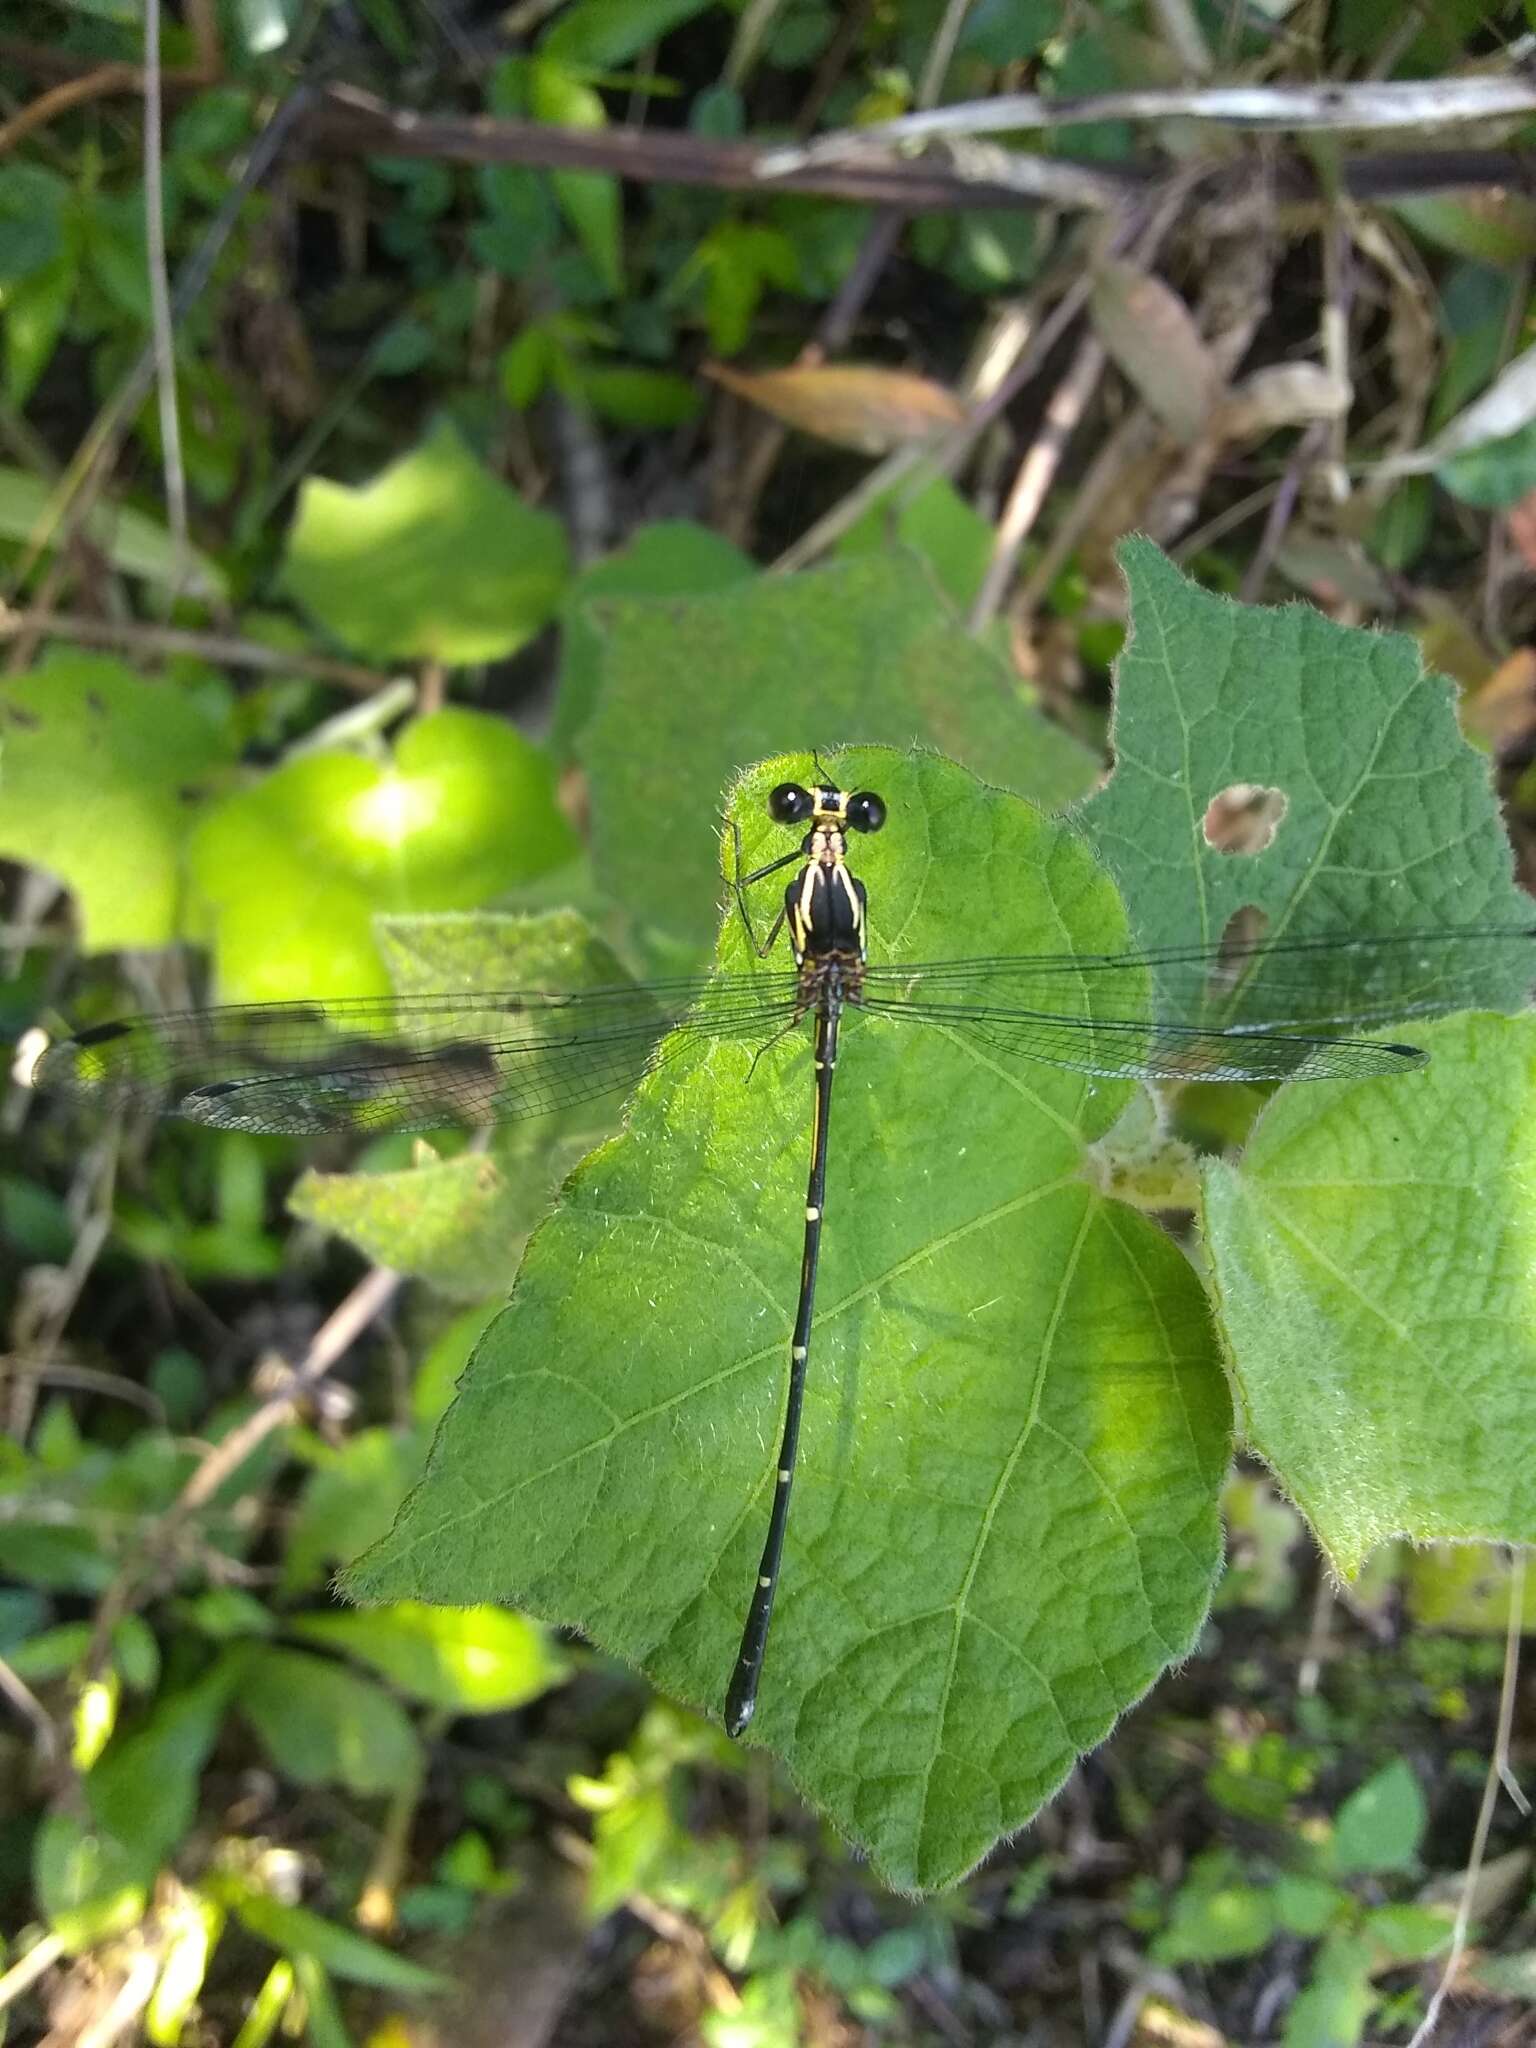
1239;417;1332;602
0;1650;58;1763
0;1933;65;2017
1407;1550;1527;2047
1;51;1532;209
763;66;1536;169
177;1264;403;1516
0;603;396;691
5;80;313;604
304;82;1141;212
143;0;189;583
916;0;976;112
968;331;1107;631
0;63;141;157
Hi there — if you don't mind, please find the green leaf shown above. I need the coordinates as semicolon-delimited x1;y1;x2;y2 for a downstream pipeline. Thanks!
0;165;68;281
1437;419;1536;508
1328;1758;1427;1877
412;1300;503;1429
1273;1874;1346;1937
1363;1903;1450;1962
291;1602;564;1712
582;557;1098;947
186;711;576;1002
33;1809;151;1951
285;915;621;1287
220;1885;447;1993
1080;539;1531;967
289;1150;538;1300
1281;1929;1376;2048
4;250;78;408
0;465;226;597
280;421;570;664
1389;194;1536;267
553;519;754;759
836;477;996;614
575;363;701;428
527;58;622;295
289;1956;352;2048
88;1659;241;1869
1203;1015;1536;1573
0;649;234;948
235;1646;423;1795
281;1428;427;1597
1154;1879;1277;1964
1403;1542;1536;1631
344;747;1231;1891
229;1958;295;2048
541;0;716;65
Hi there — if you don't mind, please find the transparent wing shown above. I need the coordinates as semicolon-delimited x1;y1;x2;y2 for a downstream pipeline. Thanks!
862;995;1428;1084
22;976;801;1136
861;923;1536;1036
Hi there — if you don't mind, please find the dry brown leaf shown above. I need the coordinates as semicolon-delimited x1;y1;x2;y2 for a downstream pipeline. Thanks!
1219;363;1352;441
1089;259;1223;444
701;360;964;452
1464;647;1536;752
1506;487;1536;570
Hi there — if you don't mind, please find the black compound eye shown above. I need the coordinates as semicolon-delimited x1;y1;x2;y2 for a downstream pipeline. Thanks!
846;791;887;834
768;782;813;824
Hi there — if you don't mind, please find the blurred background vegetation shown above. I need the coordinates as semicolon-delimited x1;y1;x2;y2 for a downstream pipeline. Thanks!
3;1;1536;2043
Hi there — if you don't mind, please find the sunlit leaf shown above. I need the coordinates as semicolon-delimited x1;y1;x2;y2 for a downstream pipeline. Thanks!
281;422;569;664
292;1603;565;1713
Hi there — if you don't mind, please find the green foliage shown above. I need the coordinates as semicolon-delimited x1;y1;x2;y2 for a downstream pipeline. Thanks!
186;710;575;1000
290;1602;564;1712
579;555;1098;947
835;477;996;613
0;466;226;595
1081;540;1528;968
280;422;570;664
0;649;233;949
554;519;755;758
1148;1759;1447;2047
347;747;1231;1889
214;1881;448;1993
234;1643;424;1794
1205;1013;1536;1573
1327;1758;1427;1877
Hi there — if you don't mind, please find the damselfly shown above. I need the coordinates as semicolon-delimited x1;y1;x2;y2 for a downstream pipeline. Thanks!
16;776;1536;1733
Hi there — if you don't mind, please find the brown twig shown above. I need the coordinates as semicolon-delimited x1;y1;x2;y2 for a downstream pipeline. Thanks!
1238;417;1331;602
82;1263;403;1682
968;332;1107;631
0;64;142;157
0;1650;58;1763
0;603;395;691
1407;1550;1528;2047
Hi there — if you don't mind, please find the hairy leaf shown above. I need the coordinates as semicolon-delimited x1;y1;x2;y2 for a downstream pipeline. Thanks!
583;558;1099;948
347;748;1230;1890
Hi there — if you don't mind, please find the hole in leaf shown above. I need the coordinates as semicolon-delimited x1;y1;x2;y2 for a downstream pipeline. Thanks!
1208;904;1271;1008
1202;783;1287;855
